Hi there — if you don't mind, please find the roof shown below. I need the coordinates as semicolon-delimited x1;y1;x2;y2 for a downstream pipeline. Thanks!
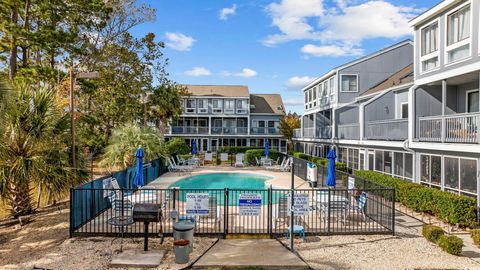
303;39;413;91
250;94;285;115
409;0;459;27
181;85;250;97
360;64;414;97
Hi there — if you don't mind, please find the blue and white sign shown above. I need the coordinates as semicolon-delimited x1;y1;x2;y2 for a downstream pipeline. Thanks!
239;193;262;216
186;193;209;215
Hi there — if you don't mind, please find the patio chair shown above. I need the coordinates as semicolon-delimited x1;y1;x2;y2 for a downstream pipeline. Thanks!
198;196;221;227
265;157;287;171
167;157;193;174
273;157;281;165
274;195;289;229
220;153;229;162
254;157;261;166
110;178;133;196
234;153;245;167
350;192;368;221
281;158;292;172
107;190;134;252
204;152;213;164
319;197;349;225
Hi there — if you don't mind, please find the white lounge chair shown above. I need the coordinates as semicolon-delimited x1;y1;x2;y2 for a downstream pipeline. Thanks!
234;153;245;167
204;152;213;164
167;157;193;174
220;153;229;162
255;157;261;166
266;157;287;171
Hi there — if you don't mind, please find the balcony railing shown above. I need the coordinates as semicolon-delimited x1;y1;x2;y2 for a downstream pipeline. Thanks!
211;127;248;135
318;125;332;139
303;127;315;138
171;126;209;134
337;123;360;140
366;119;408;141
293;128;301;138
418;113;480;143
250;127;281;135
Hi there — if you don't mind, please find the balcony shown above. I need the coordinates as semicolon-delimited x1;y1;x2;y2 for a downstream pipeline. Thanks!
303;127;315;138
211;127;248;135
366;119;408;141
293;128;301;138
318;125;332;139
337;123;360;140
418;113;480;143
250;127;281;135
171;126;209;135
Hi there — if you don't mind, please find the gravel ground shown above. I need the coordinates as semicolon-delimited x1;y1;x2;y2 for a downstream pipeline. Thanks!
284;215;480;270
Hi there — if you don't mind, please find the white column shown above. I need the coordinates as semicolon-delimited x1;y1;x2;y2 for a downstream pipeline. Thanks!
301;116;304;138
313;113;317;138
208;116;211;135
359;105;364;141
408;85;416;142
247;115;250;135
441;80;447;142
332;108;336;140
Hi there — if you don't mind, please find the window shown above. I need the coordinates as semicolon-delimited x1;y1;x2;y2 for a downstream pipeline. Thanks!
444;157;459;189
212;99;223;113
446;4;471;63
421;154;441;186
384;151;392;174
420;155;430;183
467;91;479;113
368;152;374;171
186;99;196;113
304;92;308;103
312;86;317;100
375;150;383;172
341;75;358;92
421;22;438;56
323;81;328;97
431;156;442;185
329;77;335;102
359;152;365;170
236;100;248;114
224;99;235;114
404;154;413;179
460;159;477;194
394;152;404;177
197;99;208;113
401;103;408;119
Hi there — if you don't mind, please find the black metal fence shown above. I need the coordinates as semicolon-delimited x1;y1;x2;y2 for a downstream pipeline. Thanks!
70;155;395;238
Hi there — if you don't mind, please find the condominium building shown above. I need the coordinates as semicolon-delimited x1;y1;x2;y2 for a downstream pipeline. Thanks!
294;0;480;201
166;85;288;153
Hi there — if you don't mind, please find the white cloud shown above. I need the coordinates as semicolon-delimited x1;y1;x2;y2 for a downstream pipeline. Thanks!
285;76;316;90
165;32;195;51
283;98;305;106
222;68;258;78
219;4;237;20
263;0;421;56
184;67;211;77
301;44;363;57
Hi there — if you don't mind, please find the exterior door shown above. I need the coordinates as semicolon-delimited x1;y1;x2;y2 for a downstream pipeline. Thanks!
211;139;218;152
467;91;479;113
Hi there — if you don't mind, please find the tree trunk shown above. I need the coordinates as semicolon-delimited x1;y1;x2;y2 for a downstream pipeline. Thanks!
9;9;18;81
9;181;33;218
36;182;42;209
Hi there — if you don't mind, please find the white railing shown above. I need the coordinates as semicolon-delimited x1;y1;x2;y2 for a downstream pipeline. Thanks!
337;123;360;140
171;126;209;134
366;119;408;141
418;113;480;143
303;127;315;138
318;125;332;139
293;128;302;138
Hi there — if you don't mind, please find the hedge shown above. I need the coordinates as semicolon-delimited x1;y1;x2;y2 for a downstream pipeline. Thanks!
219;146;264;153
471;229;480;246
437;235;463;255
354;170;477;227
422;225;444;243
244;149;281;165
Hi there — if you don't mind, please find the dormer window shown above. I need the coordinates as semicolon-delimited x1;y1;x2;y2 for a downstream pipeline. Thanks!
225;99;235;114
197;99;208;113
341;75;358;92
236;99;247;114
446;4;471;63
212;99;222;114
186;99;196;113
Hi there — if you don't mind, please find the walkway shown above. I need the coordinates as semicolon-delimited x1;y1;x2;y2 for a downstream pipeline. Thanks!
192;239;309;269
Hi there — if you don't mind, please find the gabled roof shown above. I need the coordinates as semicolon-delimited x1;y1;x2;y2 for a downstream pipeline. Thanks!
181;85;250;97
409;0;460;27
302;39;413;91
360;64;413;97
250;94;285;115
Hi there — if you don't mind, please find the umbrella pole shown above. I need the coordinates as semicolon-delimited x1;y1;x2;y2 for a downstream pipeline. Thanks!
290;161;294;251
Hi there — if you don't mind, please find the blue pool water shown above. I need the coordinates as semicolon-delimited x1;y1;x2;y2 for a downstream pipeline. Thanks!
169;173;279;205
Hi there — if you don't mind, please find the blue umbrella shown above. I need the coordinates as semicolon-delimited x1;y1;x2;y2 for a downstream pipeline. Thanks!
133;147;145;187
192;140;197;156
326;148;336;187
264;139;270;157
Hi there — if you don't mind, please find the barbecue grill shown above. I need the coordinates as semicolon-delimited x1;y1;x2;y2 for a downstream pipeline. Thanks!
132;203;163;251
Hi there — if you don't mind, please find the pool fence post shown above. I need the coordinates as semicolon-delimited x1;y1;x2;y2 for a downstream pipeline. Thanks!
290;158;294;251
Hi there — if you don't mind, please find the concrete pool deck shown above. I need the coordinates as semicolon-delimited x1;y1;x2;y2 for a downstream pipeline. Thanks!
148;166;312;189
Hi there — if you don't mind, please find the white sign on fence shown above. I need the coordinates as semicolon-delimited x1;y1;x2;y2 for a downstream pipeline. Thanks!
239;193;262;216
348;176;355;190
186;193;209;215
287;193;310;216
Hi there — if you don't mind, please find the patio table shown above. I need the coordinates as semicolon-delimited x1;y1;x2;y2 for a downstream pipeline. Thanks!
107;215;134;252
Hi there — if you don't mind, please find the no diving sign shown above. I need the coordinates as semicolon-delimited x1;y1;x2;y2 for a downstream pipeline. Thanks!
239;193;262;216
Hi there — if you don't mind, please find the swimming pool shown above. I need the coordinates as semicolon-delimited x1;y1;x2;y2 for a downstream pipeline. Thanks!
169;173;271;189
169;173;280;205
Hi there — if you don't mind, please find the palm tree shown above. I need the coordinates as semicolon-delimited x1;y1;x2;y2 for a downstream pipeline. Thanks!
0;82;78;217
99;123;166;169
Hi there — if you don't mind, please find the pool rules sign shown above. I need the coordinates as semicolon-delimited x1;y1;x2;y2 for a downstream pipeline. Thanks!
186;193;209;215
239;193;262;216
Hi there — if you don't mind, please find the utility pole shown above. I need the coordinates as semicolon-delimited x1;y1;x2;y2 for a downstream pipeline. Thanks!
70;67;77;184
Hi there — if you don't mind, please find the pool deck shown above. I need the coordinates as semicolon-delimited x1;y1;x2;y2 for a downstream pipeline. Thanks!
148;166;311;190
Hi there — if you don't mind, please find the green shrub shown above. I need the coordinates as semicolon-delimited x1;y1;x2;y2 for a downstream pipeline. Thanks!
437;235;463;255
471;229;480;247
244;149;281;165
165;138;191;155
422;225;445;243
335;162;348;172
219;146;263;153
354;170;477;227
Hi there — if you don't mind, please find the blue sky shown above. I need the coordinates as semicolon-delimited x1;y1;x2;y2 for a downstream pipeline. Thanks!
131;0;439;114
